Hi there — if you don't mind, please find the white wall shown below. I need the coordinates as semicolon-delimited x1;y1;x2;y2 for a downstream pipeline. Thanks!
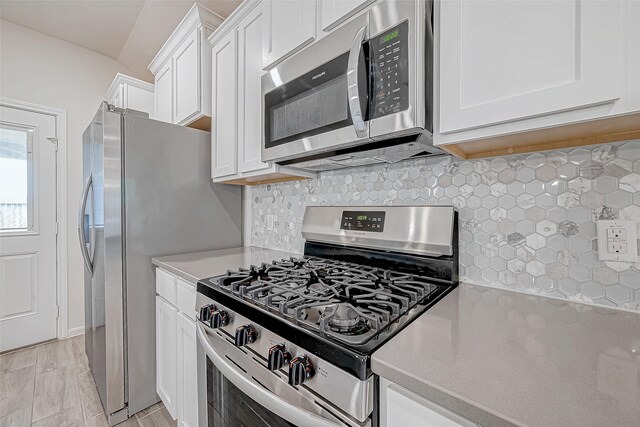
0;19;140;334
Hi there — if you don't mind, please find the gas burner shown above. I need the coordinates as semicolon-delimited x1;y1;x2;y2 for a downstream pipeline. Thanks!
328;305;360;328
212;256;439;345
324;304;371;336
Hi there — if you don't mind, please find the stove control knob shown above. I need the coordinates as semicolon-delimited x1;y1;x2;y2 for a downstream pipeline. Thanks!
267;344;291;371
199;304;215;324
210;310;229;329
288;355;315;386
234;325;257;347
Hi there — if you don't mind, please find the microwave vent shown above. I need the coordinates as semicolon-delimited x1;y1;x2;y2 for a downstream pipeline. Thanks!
373;146;431;164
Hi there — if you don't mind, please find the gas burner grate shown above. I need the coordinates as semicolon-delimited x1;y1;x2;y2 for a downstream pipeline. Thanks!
211;257;439;345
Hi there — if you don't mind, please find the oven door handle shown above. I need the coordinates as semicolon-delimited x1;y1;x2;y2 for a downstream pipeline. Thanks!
196;323;343;427
347;25;368;139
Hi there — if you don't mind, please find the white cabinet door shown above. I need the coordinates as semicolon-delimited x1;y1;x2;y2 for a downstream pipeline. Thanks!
156;296;178;419
174;28;201;125
263;0;316;69
110;86;124;108
238;5;269;173
211;29;238;178
155;61;174;123
176;312;198;427
126;84;155;118
438;0;622;135
380;379;476;427
320;0;370;31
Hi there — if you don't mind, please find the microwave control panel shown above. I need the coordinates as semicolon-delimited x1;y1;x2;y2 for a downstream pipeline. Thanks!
370;21;409;119
340;211;386;233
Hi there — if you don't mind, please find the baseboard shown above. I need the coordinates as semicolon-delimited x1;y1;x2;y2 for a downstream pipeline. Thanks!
66;326;85;337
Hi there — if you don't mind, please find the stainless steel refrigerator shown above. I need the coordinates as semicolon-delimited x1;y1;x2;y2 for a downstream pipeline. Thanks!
79;102;241;425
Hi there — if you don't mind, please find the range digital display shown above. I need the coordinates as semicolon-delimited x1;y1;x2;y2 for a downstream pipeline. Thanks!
341;211;386;233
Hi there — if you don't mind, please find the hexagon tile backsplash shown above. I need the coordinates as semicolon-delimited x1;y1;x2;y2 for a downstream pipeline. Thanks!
249;140;640;311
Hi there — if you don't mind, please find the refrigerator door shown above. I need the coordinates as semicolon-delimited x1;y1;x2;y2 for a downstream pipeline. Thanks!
82;108;100;399
82;103;126;423
122;114;241;415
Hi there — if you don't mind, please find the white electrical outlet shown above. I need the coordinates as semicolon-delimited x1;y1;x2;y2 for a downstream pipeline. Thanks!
596;220;638;262
266;214;275;231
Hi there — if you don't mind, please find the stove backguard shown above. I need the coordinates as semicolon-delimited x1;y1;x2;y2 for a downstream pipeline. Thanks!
304;210;458;285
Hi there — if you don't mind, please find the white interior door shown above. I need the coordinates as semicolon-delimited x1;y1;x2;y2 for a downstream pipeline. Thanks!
0;105;57;351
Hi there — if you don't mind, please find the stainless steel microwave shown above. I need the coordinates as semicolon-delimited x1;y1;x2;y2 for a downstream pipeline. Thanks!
261;0;440;172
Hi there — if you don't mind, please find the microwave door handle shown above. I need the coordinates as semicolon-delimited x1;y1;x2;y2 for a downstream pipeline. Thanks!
347;26;368;139
196;323;343;427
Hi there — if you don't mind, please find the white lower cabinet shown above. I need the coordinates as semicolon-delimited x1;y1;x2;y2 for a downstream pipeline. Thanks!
176;312;198;427
380;378;476;427
155;268;198;426
156;295;178;418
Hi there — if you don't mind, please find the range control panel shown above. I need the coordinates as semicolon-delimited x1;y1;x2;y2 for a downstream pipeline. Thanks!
340;211;386;233
370;21;409;118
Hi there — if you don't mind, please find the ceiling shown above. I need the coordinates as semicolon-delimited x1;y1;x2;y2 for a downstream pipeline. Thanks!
0;0;242;81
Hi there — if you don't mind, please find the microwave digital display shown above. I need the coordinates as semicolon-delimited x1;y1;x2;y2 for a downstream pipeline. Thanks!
381;30;399;43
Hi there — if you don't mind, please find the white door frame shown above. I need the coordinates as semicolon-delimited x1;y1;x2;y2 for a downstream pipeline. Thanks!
0;97;69;340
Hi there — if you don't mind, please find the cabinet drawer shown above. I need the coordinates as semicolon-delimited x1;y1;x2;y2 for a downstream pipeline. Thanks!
156;268;177;306
176;278;197;318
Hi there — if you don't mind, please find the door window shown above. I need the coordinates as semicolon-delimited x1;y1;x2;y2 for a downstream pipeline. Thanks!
0;125;33;232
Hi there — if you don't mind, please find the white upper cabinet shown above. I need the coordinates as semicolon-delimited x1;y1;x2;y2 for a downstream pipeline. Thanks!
149;4;223;128
105;74;155;118
208;1;314;185
439;0;622;135
435;0;640;156
238;5;268;173
262;0;316;69
155;61;173;123
211;29;238;179
173;28;201;125
320;0;371;31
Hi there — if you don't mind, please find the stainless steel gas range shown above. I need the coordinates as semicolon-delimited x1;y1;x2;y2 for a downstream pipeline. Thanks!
195;206;458;427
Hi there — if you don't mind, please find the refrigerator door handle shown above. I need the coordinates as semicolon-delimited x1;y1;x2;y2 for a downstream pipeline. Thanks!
78;174;93;276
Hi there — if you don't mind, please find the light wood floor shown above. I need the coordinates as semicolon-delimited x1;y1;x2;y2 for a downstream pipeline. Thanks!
0;336;176;427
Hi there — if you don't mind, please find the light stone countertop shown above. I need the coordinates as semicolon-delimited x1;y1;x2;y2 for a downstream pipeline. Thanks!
372;283;640;427
151;246;301;285
151;249;640;426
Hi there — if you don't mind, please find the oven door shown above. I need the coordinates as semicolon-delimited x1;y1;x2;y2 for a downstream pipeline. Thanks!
196;323;365;427
262;11;371;164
